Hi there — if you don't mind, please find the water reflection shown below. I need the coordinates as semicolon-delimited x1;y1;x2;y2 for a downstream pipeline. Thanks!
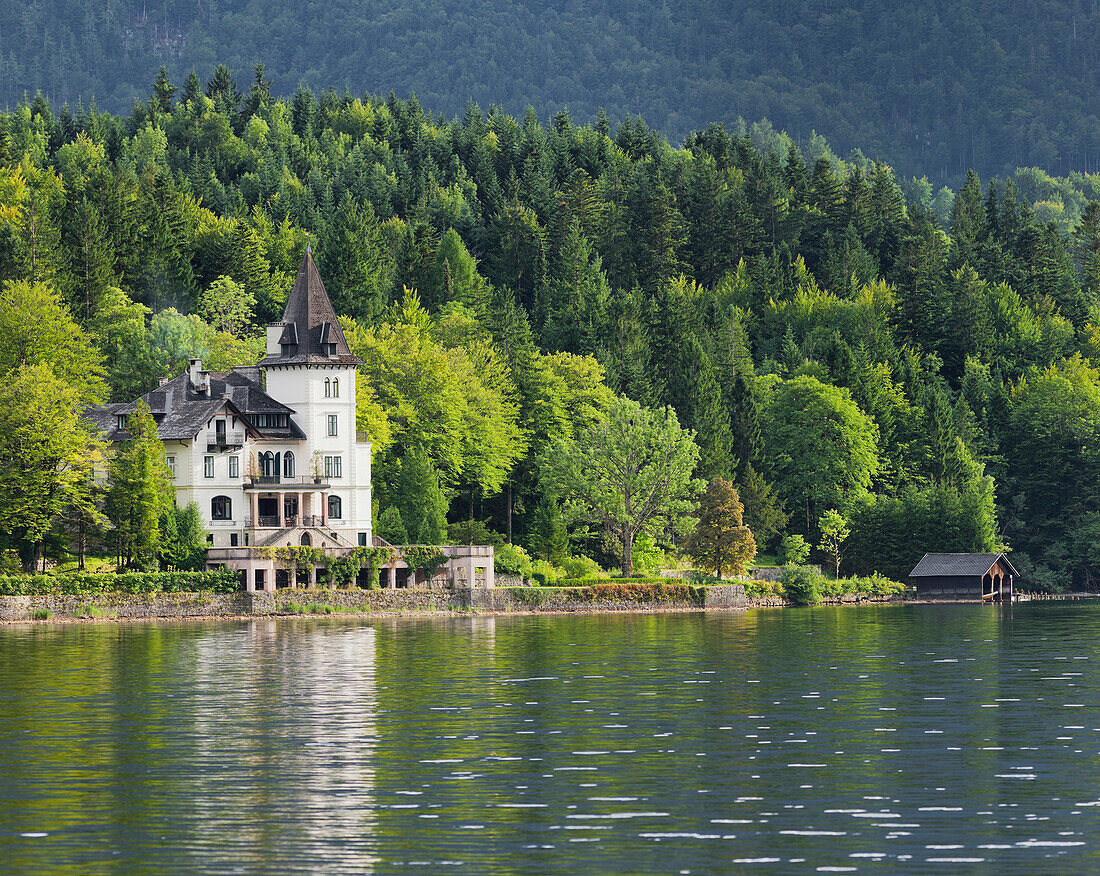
0;605;1099;873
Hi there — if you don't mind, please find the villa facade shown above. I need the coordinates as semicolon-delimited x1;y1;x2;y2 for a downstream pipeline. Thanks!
88;249;494;591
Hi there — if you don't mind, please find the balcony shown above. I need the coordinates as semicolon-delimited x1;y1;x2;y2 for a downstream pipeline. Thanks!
207;430;247;452
243;476;330;490
245;514;326;529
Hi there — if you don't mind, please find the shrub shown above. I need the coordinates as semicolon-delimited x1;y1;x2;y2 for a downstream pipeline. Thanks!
780;534;811;565
447;520;506;546
0;569;241;596
743;579;786;600
782;565;824;605
530;560;566;586
560;555;603;579
31;608;51;620
495;543;533;579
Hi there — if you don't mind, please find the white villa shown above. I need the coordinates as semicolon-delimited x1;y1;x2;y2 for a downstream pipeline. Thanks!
89;249;494;592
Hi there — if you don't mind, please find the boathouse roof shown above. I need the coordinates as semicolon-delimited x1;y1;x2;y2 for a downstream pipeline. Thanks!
909;553;1019;578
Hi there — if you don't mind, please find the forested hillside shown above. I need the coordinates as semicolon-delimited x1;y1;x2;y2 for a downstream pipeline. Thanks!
5;0;1100;183
2;70;1100;589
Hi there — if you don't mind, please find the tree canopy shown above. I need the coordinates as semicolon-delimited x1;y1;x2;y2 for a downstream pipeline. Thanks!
540;396;702;576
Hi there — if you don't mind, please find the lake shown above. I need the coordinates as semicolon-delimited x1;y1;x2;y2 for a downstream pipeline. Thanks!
0;603;1098;874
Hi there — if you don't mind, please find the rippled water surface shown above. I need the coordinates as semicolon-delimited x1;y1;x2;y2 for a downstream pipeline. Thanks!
1;604;1100;873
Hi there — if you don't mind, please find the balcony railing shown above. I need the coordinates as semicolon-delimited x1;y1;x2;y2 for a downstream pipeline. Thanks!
244;476;330;489
207;431;247;451
245;514;326;529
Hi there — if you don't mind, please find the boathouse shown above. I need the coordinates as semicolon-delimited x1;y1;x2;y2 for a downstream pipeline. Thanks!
908;553;1019;601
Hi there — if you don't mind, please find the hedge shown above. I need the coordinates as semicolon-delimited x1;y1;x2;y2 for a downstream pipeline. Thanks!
508;581;708;605
0;569;242;596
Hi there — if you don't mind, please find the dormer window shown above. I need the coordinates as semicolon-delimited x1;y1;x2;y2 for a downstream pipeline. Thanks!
117;414;128;431
328;343;338;355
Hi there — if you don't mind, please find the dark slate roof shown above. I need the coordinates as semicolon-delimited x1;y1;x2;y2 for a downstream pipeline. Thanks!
909;553;1020;578
85;367;305;442
259;248;361;367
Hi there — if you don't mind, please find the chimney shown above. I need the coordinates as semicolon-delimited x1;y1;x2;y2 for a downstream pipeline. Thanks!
158;376;170;387
188;358;209;395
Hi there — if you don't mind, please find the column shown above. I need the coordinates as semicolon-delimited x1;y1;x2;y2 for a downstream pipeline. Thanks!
321;491;327;526
309;565;316;589
249;491;258;528
387;566;396;589
276;492;284;527
485;548;495;589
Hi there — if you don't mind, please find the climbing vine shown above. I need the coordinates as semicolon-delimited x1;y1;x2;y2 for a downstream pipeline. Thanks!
401;546;447;575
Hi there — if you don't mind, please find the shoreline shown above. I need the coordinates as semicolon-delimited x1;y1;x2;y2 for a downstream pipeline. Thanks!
0;587;896;626
1;587;1091;627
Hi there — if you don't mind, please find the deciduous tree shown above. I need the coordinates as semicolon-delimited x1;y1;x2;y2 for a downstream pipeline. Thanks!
684;477;756;577
540;395;702;576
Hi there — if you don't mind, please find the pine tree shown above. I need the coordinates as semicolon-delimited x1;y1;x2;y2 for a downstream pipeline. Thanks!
395;450;448;545
150;66;176;115
737;463;789;550
377;506;410;545
319;196;393;319
526;493;567;564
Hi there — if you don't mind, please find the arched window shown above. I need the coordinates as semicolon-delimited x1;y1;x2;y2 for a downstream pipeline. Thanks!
211;496;232;520
328;495;342;519
300;532;312;546
324;378;331;397
332;377;339;398
283;451;295;478
260;451;276;478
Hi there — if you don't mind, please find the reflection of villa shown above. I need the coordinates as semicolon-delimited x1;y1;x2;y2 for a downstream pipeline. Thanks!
88;248;494;592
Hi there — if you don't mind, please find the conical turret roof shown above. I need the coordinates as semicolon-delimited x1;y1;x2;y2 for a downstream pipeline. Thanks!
260;247;361;366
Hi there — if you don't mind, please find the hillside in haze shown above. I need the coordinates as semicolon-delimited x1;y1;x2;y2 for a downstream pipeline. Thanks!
3;0;1100;184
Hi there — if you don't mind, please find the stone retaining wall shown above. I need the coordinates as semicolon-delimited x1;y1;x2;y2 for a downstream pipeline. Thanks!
273;589;465;613
0;592;247;621
0;583;748;622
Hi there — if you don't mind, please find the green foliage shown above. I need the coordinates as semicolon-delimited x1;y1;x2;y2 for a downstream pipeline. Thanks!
104;401;173;570
540;395;703;576
447;519;506;546
817;509;851;578
780;534;811;566
3;71;1100;590
325;546;395;589
781;565;824;606
761;375;879;537
684;477;757;578
198;275;254;334
393;450;448;545
0;361;105;569
400;545;447;574
494;543;533;579
377;506;409;545
529;559;566;586
159;502;208;571
0;568;240;595
845;482;998;581
507;581;706;605
560;555;603;579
